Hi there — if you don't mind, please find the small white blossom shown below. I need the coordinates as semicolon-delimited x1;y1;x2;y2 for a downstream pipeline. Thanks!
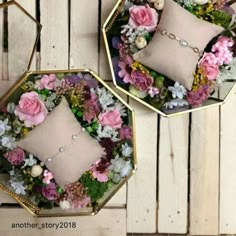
10;180;26;195
112;173;122;184
7;103;16;114
168;82;187;99
106;102;127;117
109;155;133;178
120;160;133;177
1;136;16;150
59;200;71;210
122;143;133;157
94;87;114;111
0;119;11;136
21;154;37;169
31;165;43;177
164;99;189;109
97;124;120;142
109;155;126;173
217;58;236;85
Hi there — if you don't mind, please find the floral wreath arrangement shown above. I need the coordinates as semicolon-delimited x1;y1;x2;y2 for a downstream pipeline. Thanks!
107;0;236;112
0;71;134;210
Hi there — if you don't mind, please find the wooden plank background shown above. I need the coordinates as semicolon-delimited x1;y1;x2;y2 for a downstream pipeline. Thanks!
0;1;236;235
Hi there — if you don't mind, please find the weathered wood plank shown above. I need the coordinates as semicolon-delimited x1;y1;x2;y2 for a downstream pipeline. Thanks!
0;208;126;236
70;0;99;70
220;88;236;234
158;115;189;234
99;0;116;81
40;0;69;70
8;0;36;78
189;107;220;235
0;0;36;96
127;99;157;233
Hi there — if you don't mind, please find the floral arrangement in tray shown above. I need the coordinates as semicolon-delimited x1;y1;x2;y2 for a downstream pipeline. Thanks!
0;71;134;210
107;0;236;112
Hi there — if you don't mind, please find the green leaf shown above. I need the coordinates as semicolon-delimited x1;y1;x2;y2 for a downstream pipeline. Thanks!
80;173;109;202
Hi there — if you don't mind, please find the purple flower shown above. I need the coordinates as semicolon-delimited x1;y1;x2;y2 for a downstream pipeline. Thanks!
42;182;59;201
64;75;82;84
187;85;210;107
83;93;101;123
82;74;98;88
112;36;122;49
119;126;132;140
100;138;116;160
112;56;126;85
4;147;25;166
130;70;154;91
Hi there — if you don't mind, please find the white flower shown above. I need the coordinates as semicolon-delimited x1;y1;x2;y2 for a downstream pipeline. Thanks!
31;165;43;177
193;0;209;5
120;160;133;177
97;124;120;142
10;180;26;195
94;87;114;110
21;154;37;169
59;200;71;210
13;119;22;134
122;143;133;157
129;85;148;98
106;102;127;117
217;58;236;84
164;99;189;109
168;82;187;99
0;119;11;136
1;136;16;150
154;0;164;10
9;169;15;176
109;155;126;173
7;103;16;114
109;155;133;178
112;173;122;184
135;36;147;49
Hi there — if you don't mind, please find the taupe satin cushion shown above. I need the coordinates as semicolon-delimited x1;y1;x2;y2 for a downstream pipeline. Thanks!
133;0;224;90
17;97;105;188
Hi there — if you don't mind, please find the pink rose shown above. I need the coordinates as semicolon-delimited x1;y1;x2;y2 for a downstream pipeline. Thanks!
14;92;48;127
4;147;25;165
99;110;123;129
199;61;219;80
130;70;153;91
128;5;158;32
37;74;57;90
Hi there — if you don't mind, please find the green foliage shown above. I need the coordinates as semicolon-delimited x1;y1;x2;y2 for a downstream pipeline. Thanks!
211;11;232;29
80;172;109;202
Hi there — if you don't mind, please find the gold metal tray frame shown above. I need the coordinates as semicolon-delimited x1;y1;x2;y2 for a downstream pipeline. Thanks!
0;69;137;217
0;0;137;217
102;0;236;117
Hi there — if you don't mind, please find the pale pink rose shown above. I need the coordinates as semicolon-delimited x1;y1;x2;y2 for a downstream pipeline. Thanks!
99;110;123;129
37;74;57;90
128;5;158;32
14;92;48;127
4;147;25;165
199;61;219;80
